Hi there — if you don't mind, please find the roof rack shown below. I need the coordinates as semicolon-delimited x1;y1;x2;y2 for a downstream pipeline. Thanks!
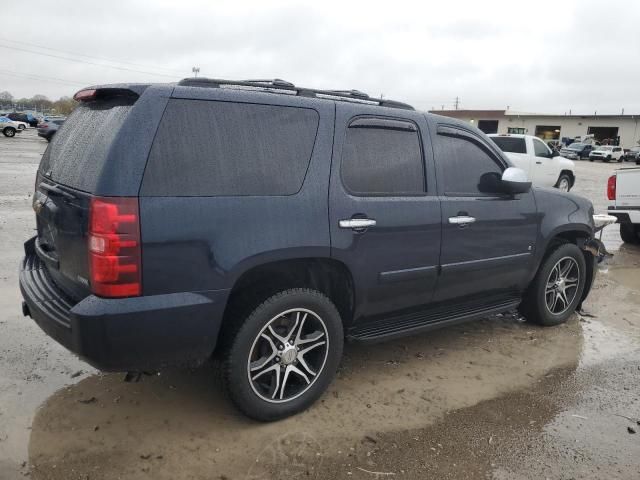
177;77;414;110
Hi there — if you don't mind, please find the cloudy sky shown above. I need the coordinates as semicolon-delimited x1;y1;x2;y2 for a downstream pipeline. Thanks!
1;0;638;114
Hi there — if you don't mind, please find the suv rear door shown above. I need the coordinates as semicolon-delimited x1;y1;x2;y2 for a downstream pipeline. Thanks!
430;122;538;304
329;103;441;321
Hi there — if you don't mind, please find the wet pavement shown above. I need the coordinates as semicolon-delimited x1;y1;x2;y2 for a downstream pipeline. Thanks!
1;130;639;479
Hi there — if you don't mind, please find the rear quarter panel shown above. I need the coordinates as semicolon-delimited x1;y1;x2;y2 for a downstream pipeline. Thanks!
139;89;335;295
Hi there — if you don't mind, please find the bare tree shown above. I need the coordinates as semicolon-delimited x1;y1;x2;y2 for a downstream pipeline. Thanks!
0;91;13;102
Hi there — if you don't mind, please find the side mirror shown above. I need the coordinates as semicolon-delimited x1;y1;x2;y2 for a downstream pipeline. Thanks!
501;167;531;194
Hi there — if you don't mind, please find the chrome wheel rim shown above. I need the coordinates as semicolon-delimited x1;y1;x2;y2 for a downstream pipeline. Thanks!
247;308;329;403
558;178;570;192
545;256;580;315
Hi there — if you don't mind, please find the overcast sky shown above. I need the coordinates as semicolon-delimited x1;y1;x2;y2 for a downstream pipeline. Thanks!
1;0;639;114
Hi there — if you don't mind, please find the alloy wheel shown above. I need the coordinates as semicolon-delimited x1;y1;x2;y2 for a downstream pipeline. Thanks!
247;308;329;403
545;256;580;315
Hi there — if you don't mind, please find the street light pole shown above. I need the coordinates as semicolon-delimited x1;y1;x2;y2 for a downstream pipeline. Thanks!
192;67;200;78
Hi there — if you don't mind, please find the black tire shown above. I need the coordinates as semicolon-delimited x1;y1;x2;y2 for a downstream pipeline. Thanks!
17;124;25;130
3;127;16;137
620;223;640;244
555;174;572;192
604;156;611;162
224;288;343;421
519;243;587;326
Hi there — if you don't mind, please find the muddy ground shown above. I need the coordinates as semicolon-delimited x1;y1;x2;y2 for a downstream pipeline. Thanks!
0;130;638;479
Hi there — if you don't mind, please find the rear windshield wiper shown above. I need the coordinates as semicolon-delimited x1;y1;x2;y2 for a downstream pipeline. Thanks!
39;182;76;200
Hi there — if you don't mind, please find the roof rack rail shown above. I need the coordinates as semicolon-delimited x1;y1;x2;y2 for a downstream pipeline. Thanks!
176;77;414;110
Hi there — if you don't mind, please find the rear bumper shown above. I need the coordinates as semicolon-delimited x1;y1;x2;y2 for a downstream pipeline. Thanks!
19;237;229;371
608;207;640;224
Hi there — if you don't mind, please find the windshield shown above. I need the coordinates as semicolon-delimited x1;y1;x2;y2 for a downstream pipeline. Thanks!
568;143;585;150
630;147;640;152
598;146;613;151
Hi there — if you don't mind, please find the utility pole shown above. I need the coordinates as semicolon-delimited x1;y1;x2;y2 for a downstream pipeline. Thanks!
192;66;200;78
454;96;460;110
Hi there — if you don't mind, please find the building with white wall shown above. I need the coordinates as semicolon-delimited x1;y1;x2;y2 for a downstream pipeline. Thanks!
431;109;640;148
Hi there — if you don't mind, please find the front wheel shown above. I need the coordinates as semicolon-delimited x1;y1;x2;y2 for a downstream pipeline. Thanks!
224;288;344;421
520;243;586;326
556;174;572;192
17;124;25;130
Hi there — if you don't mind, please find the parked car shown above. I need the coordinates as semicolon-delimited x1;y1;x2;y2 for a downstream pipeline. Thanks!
560;143;594;160
489;134;575;191
0;116;22;137
622;146;640;163
20;79;602;421
5;112;38;127
589;145;624;162
607;166;640;243
37;118;65;141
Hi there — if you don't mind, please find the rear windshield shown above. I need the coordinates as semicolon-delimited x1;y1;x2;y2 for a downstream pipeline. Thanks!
39;98;132;191
490;136;526;154
141;99;319;196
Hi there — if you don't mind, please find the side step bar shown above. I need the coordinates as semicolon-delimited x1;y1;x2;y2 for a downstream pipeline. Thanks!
347;298;521;343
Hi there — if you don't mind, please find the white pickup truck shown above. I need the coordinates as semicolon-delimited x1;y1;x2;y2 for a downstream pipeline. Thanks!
607;167;640;243
488;134;576;192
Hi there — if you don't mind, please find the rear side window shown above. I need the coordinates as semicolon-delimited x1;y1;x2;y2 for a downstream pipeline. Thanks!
436;129;504;196
39;98;133;191
341;118;425;196
141;99;319;196
489;136;526;154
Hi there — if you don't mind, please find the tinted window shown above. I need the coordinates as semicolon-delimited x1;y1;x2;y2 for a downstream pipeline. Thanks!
39;97;133;191
490;136;526;154
142;99;318;196
341;120;424;195
533;138;550;157
437;131;504;195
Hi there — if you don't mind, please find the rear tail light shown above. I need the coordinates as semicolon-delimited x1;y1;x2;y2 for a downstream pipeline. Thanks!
88;197;141;298
607;175;616;200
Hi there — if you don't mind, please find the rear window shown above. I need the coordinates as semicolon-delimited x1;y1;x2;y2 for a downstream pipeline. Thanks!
39;98;133;191
490;136;526;154
141;99;319;196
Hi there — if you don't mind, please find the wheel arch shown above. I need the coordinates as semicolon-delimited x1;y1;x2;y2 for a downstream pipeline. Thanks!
217;257;356;353
557;169;575;188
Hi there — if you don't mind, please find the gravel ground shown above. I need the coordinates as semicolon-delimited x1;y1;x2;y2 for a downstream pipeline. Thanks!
0;130;638;479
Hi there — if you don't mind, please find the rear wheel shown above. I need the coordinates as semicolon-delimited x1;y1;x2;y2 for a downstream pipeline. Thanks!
224;288;343;421
520;243;586;326
3;127;16;137
620;224;640;244
17;124;25;130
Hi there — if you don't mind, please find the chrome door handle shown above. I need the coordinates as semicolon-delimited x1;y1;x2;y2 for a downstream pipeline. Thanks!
448;216;476;225
339;218;377;229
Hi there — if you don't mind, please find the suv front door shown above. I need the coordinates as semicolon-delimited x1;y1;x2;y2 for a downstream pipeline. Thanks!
430;122;538;304
531;136;558;187
329;104;441;321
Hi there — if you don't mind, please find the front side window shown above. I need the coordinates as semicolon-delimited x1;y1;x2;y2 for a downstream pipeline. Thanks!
341;118;425;196
437;129;504;196
533;138;551;157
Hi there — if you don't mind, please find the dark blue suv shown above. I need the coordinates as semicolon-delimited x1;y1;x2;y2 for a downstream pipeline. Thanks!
20;78;599;420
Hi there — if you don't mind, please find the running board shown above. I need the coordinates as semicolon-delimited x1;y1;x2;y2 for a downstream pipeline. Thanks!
347;297;521;343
